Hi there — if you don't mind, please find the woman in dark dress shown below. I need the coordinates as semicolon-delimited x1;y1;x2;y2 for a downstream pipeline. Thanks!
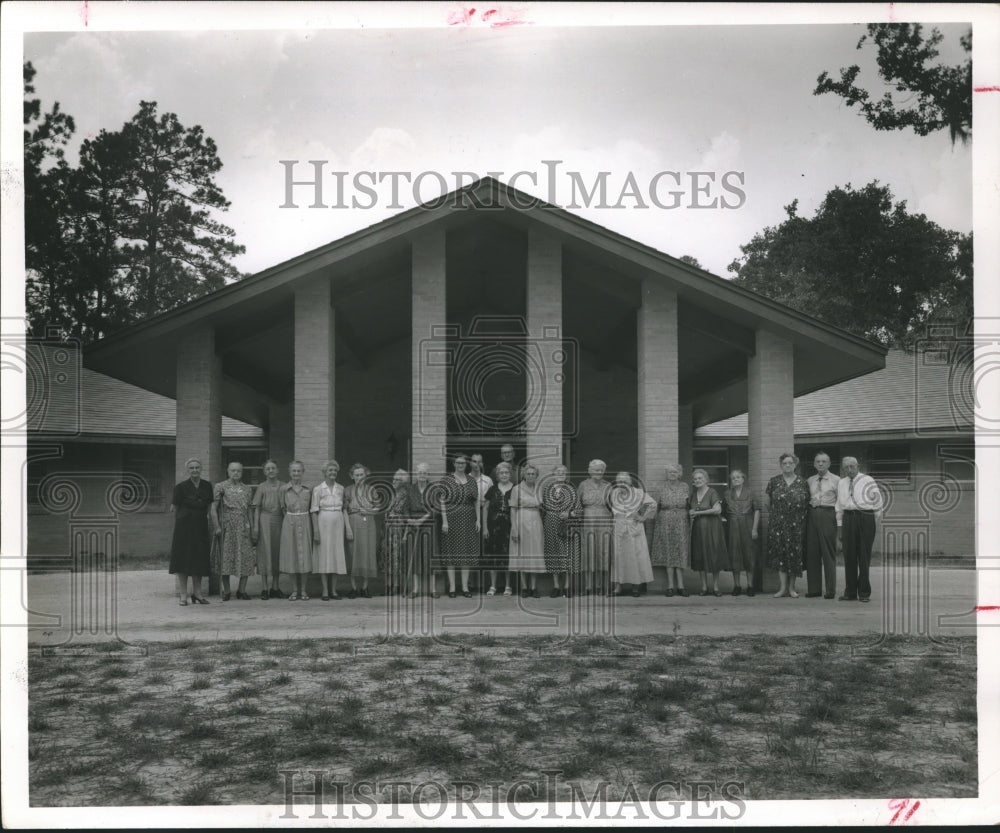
439;454;480;598
382;468;412;596
722;469;760;597
169;458;213;605
689;468;729;597
406;463;435;598
765;452;811;599
483;462;515;596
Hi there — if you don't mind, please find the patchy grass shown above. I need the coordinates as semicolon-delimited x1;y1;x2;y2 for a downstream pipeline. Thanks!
27;635;976;805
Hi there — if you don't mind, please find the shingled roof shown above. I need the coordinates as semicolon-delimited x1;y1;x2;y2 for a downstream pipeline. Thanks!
695;348;971;440
25;345;263;440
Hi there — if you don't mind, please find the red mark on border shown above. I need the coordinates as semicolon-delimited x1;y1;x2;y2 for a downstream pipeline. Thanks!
975;605;1000;612
447;5;531;28
973;85;1000;93
888;3;896;23
79;0;89;26
888;798;921;824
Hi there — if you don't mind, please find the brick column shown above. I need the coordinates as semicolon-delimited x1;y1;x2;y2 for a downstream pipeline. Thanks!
678;402;694;479
268;402;294;473
175;323;222;485
526;227;564;472
411;229;448;476
748;328;794;587
294;278;335;478
636;279;679;490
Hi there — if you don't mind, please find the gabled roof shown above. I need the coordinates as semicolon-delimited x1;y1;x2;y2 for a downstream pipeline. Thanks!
81;176;886;426
695;348;971;440
26;345;263;440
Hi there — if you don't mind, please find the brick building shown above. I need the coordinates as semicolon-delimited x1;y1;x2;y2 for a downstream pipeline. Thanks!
32;177;918;569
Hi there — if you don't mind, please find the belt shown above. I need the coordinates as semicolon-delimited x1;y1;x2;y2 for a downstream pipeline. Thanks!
844;509;874;514
812;505;835;510
319;507;343;512
286;511;309;516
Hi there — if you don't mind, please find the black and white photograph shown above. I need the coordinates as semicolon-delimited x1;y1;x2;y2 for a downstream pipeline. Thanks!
2;1;998;826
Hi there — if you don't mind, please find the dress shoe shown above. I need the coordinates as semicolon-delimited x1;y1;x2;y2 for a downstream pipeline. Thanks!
346;589;357;600
823;593;835;600
805;592;821;598
859;596;871;603
221;592;231;602
745;588;755;597
732;586;743;597
665;588;675;597
269;588;285;599
191;596;210;605
838;594;857;602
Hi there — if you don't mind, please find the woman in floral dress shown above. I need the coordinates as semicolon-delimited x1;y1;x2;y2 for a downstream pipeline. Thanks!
212;462;256;601
541;464;579;598
509;465;546;598
650;463;691;597
279;460;313;601
765;453;810;599
577;459;613;596
439;454;480;598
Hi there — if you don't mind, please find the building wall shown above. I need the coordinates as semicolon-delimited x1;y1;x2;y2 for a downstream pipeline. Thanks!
692;438;974;557
570;353;638;479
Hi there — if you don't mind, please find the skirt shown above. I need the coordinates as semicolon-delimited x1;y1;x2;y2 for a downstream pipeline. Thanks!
279;512;313;574
314;510;347;574
348;512;379;578
256;510;282;576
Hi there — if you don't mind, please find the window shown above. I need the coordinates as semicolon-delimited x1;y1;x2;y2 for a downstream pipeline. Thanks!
692;447;729;491
796;445;841;479
866;443;911;483
939;444;975;483
226;447;268;487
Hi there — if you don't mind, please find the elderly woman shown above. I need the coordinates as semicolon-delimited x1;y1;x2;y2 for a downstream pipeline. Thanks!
483;461;515;596
212;462;256;602
689;468;729;597
407;463;436;598
382;468;412;596
650;463;691;597
765;453;810;599
542;464;579;598
611;472;657;597
169;458;213;605
723;469;760;597
251;459;285;600
311;460;354;601
345;463;380;599
509;464;546;598
440;454;480;598
279;461;313;601
577;459;613;596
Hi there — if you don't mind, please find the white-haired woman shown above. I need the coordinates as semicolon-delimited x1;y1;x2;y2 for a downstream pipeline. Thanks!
542;464;579;597
577;459;613;596
509;464;546;597
169;457;213;605
383;468;411;596
345;463;379;599
311;459;354;601
650;463;691;597
689;468;728;597
483;461;515;596
251;459;285;599
407;463;435;598
279;460;313;601
611;472;656;596
212;461;256;602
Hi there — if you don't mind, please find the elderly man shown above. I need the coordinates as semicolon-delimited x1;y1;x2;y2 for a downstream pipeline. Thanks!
491;444;521;486
835;456;884;603
805;452;839;599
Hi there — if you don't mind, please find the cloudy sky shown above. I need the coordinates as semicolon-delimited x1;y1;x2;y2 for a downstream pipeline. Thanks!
22;13;973;280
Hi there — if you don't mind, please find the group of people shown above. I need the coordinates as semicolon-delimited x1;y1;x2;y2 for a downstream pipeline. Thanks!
168;445;883;606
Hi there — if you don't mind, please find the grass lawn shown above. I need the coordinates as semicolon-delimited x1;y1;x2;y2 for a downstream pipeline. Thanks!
28;634;976;806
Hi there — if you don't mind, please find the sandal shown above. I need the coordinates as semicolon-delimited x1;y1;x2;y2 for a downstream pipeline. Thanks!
321;594;330;601
288;591;299;601
665;588;675;597
448;591;457;599
261;589;270;600
487;586;496;597
178;595;188;606
713;590;722;597
300;593;310;601
502;587;512;597
699;590;709;597
192;596;210;605
462;590;472;598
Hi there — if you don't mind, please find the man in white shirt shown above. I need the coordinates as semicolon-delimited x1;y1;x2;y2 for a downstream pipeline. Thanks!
835;456;884;603
805;452;839;599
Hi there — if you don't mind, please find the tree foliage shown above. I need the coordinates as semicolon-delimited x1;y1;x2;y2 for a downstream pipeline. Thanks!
24;65;245;340
815;23;971;145
727;182;971;348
